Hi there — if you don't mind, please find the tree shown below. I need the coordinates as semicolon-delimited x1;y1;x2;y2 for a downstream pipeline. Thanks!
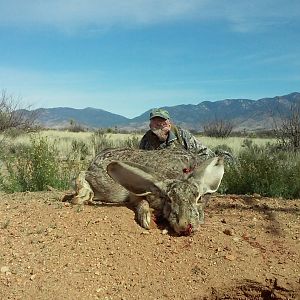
273;103;300;152
203;119;234;138
0;90;37;133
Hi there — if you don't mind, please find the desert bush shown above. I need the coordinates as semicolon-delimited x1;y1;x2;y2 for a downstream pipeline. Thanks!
71;140;90;160
273;103;300;152
91;130;140;154
220;140;300;198
203;119;234;138
69;125;86;132
211;144;234;155
0;136;87;192
120;135;140;149
91;130;115;154
0;90;37;134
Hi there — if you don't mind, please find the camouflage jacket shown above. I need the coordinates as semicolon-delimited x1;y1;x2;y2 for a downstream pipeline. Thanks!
139;125;214;158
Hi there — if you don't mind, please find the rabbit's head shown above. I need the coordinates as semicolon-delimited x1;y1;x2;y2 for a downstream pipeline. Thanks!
162;179;203;235
107;156;224;235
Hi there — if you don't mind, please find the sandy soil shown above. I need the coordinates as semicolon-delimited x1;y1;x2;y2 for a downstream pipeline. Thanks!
0;191;299;300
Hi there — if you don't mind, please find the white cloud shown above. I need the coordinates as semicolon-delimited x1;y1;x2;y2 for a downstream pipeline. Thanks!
0;0;299;33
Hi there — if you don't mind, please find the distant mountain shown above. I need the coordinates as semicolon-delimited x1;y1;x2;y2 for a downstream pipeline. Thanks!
24;92;300;131
29;107;129;128
127;92;300;131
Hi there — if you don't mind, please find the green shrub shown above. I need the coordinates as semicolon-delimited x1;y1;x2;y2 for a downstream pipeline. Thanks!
71;140;90;160
0;136;84;192
220;140;300;198
212;144;234;155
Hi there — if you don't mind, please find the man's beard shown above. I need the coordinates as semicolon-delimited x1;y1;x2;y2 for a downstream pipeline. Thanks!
151;126;170;141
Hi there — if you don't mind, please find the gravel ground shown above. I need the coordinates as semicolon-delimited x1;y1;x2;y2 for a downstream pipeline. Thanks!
0;191;299;300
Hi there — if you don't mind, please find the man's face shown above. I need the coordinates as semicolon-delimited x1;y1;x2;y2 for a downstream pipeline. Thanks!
150;117;171;141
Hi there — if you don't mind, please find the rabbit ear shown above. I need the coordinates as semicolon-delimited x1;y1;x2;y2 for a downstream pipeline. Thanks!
191;156;224;194
107;161;163;196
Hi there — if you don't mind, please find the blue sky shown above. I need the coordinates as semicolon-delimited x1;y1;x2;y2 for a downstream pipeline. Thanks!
0;0;299;118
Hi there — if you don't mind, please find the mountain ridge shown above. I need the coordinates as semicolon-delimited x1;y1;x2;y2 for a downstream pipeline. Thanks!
24;92;300;131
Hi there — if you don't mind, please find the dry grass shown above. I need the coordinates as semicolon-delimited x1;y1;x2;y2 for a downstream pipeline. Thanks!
197;136;276;154
0;130;276;155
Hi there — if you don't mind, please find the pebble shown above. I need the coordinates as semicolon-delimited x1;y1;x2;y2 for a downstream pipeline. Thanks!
30;274;37;281
223;229;234;236
225;254;236;261
253;193;261;198
233;236;241;242
1;266;10;273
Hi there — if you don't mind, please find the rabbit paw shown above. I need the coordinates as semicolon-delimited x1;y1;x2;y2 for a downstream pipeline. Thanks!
136;200;151;229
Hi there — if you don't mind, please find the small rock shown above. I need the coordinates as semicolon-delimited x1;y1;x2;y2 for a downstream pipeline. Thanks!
225;254;236;261
161;229;168;235
1;266;10;273
233;236;241;242
223;229;234;236
46;185;56;191
30;274;37;281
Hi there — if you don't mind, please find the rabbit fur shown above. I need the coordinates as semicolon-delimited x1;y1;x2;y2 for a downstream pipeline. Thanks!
66;148;224;235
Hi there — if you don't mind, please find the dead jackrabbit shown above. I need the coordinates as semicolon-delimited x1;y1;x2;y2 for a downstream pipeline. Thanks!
65;148;224;235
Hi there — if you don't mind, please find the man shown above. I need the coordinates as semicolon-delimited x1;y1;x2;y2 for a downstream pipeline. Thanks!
139;108;214;158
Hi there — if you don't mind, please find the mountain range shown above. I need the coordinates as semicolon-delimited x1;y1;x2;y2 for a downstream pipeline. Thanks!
26;92;300;131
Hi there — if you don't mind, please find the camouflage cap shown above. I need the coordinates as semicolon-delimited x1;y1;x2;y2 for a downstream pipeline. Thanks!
149;108;170;120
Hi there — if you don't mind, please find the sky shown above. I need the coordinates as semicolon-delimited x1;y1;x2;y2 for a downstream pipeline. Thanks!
0;0;299;118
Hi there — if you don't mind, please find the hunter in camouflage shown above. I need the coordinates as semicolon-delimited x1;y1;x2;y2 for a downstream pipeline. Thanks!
139;108;214;158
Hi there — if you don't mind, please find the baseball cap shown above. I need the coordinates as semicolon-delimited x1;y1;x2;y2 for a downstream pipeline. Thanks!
149;108;170;120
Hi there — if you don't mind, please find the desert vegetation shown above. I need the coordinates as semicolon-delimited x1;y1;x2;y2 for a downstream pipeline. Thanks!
0;130;141;193
0;91;299;199
0;129;299;199
203;119;234;138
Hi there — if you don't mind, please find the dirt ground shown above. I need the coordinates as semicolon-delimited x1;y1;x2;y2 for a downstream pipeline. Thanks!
0;191;299;300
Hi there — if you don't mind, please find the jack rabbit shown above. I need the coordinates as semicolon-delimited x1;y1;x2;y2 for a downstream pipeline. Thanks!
65;148;224;235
